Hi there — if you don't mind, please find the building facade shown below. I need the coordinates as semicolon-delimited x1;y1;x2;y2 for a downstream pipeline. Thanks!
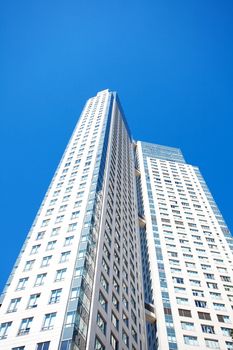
136;141;233;350
0;90;147;350
0;90;233;350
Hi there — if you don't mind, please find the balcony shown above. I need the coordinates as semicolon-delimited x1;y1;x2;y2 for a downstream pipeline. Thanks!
138;214;146;228
145;302;156;324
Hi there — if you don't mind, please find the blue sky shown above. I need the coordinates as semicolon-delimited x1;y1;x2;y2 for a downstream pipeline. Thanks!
1;0;233;292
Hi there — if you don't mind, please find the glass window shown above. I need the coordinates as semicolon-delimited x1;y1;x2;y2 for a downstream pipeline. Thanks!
16;277;28;290
0;322;12;339
184;335;199;346
35;273;47;286
18;317;33;335
100;274;108;292
110;333;118;350
41;256;52;267
96;312;106;334
28;294;40;308
64;236;74;246
7;298;21;313
65;311;76;327
49;289;62;304
46;241;56;250
42;313;56;330
60;251;71;263
24;259;35;271
55;268;66;281
201;325;215;334
205;339;220;349
99;291;107;312
36;341;50;350
181;322;194;331
94;336;105;350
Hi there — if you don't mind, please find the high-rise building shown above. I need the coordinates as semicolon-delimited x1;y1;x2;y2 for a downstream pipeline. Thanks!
0;90;147;350
136;141;233;350
1;90;233;350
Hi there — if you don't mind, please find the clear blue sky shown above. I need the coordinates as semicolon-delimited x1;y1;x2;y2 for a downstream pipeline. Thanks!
1;0;233;292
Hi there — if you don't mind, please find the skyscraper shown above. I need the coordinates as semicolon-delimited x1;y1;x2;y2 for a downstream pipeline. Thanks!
136;141;233;350
0;90;147;350
1;90;233;350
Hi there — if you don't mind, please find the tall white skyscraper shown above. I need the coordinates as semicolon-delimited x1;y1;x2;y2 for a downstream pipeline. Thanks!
0;90;147;350
136;141;233;350
0;90;233;350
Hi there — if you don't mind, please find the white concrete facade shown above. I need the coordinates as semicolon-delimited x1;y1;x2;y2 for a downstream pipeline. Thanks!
136;141;233;350
0;90;147;350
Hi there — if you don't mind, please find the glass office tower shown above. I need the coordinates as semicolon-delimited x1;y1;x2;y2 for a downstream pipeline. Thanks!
0;90;147;350
1;90;233;350
136;141;233;350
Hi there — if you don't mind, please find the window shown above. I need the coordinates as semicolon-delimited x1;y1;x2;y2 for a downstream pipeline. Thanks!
122;329;129;346
35;273;47;286
42;313;56;330
36;341;50;350
181;322;194;331
201;325;215;334
178;309;192;317
184;335;199;346
94;336;105;350
99;291;107;312
210;292;222;300
71;211;80;219
173;277;184;284
41;256;52;267
51;227;60;236
30;244;40;254
176;297;189;305
110;333;118;350
64;236;74;246
16;277;28;290
12;347;25;350
65;311;76;327
226;341;233;350
7;298;21;313
55;215;64;223
221;327;233;336
192;290;204;297
28;294;40;308
100;274;109;292
207;282;218;289
46;241;56;250
41;219;50;227
18;317;33;335
213;303;225;310
111;312;119;330
205;339;220;349
217;315;231;323
112;294;119;310
24;259;35;271
60;340;72;350
49;289;62;304
96;312;106;334
36;231;45;240
60;251;71;263
55;268;66;281
195;300;207;308
102;258;109;275
174;286;186;294
0;321;12;339
198;312;211;320
122;312;129;327
68;223;77;232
